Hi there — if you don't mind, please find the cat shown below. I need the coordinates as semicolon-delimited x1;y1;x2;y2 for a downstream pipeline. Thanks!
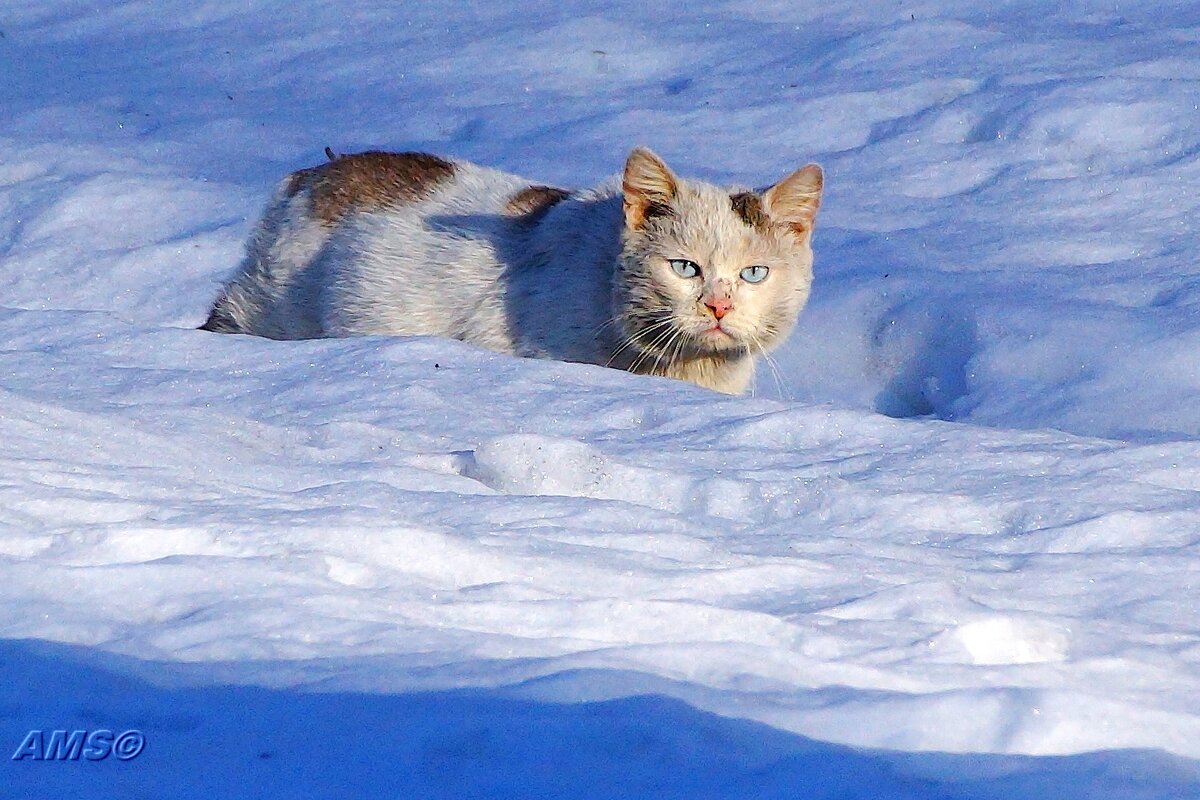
201;147;822;394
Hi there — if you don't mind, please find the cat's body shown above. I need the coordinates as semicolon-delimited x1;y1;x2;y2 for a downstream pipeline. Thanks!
203;148;822;394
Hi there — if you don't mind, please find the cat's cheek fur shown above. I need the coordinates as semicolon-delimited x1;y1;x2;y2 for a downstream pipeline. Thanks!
203;148;820;395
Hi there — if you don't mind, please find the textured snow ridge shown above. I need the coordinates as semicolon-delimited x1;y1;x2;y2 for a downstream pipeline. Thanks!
3;1;1200;798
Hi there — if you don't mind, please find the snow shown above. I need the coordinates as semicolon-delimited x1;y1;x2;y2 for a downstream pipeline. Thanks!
2;1;1200;797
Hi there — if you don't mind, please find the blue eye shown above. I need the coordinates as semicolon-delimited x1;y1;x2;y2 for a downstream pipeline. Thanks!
669;259;700;278
740;265;769;284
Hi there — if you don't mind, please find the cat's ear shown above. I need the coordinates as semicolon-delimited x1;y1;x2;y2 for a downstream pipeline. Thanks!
623;147;678;230
763;164;823;236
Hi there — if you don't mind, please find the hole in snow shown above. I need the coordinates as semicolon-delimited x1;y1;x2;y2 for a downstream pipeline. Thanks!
870;298;977;420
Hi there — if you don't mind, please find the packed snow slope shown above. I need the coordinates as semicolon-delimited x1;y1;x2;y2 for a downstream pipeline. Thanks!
2;1;1200;797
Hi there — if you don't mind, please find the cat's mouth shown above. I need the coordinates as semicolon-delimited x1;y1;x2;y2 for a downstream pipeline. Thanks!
619;315;751;363
703;324;733;338
693;322;748;353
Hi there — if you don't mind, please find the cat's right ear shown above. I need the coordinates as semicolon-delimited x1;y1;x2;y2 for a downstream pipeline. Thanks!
763;164;823;237
623;147;678;230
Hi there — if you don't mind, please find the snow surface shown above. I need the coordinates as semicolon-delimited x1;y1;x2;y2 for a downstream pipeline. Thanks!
3;1;1200;797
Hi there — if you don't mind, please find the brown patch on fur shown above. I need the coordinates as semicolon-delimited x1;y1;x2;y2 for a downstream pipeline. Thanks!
287;151;456;224
283;170;308;198
643;201;673;222
624;200;675;230
729;192;771;233
504;185;570;221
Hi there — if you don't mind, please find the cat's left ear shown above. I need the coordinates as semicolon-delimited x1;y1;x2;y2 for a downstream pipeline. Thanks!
623;147;678;230
763;164;823;236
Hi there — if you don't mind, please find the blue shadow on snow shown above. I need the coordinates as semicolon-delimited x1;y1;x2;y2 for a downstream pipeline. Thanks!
1;639;1198;800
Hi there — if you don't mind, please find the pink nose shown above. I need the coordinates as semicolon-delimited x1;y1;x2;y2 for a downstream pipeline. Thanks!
706;297;733;319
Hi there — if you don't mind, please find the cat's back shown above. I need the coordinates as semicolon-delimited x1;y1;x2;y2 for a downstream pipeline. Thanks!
300;151;537;259
315;153;577;348
207;150;622;361
209;151;564;344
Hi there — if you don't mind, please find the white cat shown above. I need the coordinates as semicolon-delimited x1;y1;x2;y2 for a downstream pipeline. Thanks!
202;147;822;394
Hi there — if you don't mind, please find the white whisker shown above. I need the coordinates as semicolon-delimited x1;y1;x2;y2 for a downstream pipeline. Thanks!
749;331;788;400
649;326;687;377
605;319;673;368
629;322;680;374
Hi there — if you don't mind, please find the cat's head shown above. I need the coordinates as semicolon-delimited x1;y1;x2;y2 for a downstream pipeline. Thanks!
613;147;822;373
